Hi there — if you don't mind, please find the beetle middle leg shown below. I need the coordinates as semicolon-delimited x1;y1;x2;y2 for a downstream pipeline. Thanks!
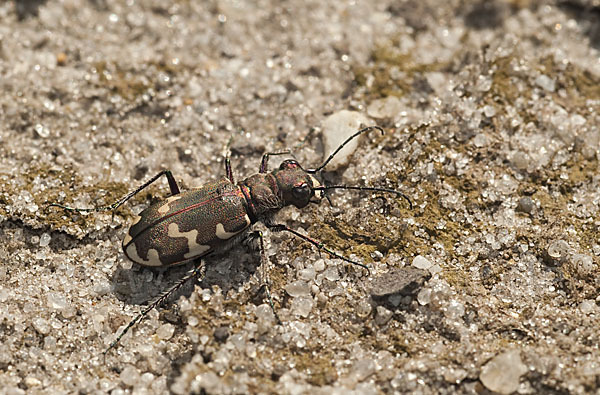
47;169;181;214
243;230;281;323
266;223;370;275
223;137;235;183
103;260;206;356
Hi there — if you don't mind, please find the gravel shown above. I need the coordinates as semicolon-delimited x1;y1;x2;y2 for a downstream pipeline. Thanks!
1;0;600;393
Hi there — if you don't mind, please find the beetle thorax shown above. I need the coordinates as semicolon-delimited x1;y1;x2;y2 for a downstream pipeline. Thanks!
240;173;282;220
239;160;324;221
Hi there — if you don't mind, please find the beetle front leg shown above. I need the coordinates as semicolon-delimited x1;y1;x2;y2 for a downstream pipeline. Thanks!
265;223;371;275
47;170;181;214
259;150;291;173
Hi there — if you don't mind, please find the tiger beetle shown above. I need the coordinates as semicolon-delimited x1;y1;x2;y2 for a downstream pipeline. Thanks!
47;126;412;355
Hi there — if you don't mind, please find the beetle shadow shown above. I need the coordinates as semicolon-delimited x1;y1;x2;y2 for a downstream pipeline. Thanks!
108;245;263;308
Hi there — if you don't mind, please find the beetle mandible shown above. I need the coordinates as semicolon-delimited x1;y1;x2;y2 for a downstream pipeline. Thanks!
48;126;412;354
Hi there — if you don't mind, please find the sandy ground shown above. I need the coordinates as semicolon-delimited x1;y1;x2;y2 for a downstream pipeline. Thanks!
1;0;600;394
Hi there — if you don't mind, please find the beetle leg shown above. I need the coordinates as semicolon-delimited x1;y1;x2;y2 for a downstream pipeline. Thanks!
103;260;206;356
266;223;371;275
223;137;235;183
259;150;291;173
244;231;281;324
46;170;181;214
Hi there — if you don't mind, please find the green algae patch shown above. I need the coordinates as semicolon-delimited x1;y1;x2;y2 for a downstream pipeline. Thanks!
353;42;447;100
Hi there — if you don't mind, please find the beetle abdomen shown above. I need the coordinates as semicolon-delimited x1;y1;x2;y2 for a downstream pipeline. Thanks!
123;179;252;266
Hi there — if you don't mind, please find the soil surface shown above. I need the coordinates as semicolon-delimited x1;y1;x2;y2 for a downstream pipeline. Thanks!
1;1;600;394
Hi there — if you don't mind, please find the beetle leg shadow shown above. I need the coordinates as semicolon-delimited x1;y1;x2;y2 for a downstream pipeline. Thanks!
109;261;200;306
103;234;267;355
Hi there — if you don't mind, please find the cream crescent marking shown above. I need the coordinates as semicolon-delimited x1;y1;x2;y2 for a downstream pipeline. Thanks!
216;223;239;239
168;223;210;258
158;195;182;214
126;244;162;266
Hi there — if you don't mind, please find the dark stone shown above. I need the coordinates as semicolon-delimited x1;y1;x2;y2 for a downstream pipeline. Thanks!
370;267;430;298
516;196;534;213
213;326;230;343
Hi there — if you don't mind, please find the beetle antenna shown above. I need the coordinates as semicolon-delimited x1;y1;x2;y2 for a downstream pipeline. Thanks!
307;126;384;174
314;185;413;209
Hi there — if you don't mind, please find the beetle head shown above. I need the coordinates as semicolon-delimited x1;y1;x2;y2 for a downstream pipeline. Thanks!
274;159;323;208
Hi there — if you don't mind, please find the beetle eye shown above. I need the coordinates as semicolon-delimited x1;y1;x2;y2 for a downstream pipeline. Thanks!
292;183;310;200
280;159;300;170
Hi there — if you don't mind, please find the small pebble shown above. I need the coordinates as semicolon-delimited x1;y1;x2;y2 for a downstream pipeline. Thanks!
39;233;51;247
375;306;393;326
321;110;369;170
214;326;229;343
412;255;433;270
516;196;534;213
47;293;68;311
156;323;175;340
349;358;376;382
290;296;314;317
579;299;596;314
417;288;432;305
32;317;51;335
535;74;555;92
480;349;527;395
482;105;496;117
314;259;326;272
285;280;311;297
120;365;141;387
24;376;41;388
299;266;316;281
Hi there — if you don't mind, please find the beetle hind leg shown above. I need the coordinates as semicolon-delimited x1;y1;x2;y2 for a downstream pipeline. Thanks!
47;170;181;214
103;260;206;356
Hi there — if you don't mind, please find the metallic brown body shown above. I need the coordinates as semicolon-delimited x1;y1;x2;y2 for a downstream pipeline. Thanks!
123;179;251;266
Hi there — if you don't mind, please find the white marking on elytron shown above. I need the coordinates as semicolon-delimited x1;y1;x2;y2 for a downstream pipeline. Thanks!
243;214;251;226
131;215;142;225
158;195;182;214
309;175;323;199
167;223;210;258
215;223;240;239
126;244;162;266
123;233;132;245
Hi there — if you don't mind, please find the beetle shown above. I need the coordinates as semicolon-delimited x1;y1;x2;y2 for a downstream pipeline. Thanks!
48;126;412;354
